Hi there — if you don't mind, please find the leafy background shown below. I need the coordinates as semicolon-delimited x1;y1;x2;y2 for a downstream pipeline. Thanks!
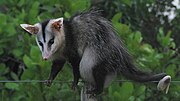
0;0;180;101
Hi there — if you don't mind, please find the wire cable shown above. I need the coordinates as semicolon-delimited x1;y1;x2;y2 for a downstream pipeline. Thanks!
0;80;179;83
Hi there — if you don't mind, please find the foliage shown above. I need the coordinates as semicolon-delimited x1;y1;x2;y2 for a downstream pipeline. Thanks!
0;0;179;101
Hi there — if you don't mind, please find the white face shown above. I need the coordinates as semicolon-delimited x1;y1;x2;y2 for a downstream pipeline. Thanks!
20;18;65;60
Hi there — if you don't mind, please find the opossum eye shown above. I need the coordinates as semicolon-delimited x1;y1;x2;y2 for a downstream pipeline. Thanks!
48;37;54;45
38;41;43;46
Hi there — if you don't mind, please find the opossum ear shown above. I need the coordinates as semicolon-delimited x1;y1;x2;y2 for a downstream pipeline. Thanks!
20;24;39;34
51;18;63;31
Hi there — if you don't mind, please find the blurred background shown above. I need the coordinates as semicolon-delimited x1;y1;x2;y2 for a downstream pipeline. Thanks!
0;0;179;101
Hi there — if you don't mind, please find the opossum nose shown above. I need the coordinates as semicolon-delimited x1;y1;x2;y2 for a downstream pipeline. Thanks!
43;57;48;60
42;52;50;60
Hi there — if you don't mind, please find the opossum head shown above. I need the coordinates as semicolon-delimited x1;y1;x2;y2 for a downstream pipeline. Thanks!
20;18;65;60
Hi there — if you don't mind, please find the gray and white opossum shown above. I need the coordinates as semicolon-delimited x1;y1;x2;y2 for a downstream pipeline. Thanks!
20;10;168;95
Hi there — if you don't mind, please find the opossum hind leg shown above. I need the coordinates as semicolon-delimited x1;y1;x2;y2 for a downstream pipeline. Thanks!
79;47;96;85
80;47;113;95
91;66;106;95
79;47;104;95
91;64;117;95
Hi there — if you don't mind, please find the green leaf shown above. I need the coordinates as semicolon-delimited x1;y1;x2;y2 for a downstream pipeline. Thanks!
119;82;134;100
122;0;132;6
29;1;40;22
0;63;9;75
23;55;33;68
5;83;19;90
18;0;25;7
112;13;122;24
12;49;22;57
162;37;170;47
134;31;142;43
21;69;34;80
38;60;51;69
114;23;130;36
70;0;90;13
166;31;172;38
113;91;121;101
129;96;135;101
141;44;153;54
64;12;71;18
11;72;19;80
159;27;164;37
5;23;16;36
134;85;146;96
108;83;122;101
0;13;7;26
166;64;176;78
30;45;41;61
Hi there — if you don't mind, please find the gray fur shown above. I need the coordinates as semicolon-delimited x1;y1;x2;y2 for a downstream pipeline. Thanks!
68;10;166;92
21;9;167;95
104;73;117;88
80;47;96;85
71;10;128;74
69;11;124;87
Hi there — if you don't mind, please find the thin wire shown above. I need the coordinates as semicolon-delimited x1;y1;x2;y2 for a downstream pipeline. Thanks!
0;80;70;83
114;80;180;83
0;80;179;83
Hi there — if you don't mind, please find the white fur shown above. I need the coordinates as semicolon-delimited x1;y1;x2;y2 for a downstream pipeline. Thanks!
48;18;65;60
38;18;64;60
51;18;63;24
157;75;171;94
20;18;65;61
80;47;96;85
80;47;116;88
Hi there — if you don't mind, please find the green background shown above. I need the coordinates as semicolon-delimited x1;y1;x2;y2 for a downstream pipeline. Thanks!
0;0;179;101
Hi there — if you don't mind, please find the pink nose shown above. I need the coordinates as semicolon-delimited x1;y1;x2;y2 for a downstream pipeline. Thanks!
43;57;48;60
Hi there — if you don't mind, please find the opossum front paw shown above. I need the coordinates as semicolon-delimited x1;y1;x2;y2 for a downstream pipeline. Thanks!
86;90;96;98
44;79;53;87
86;88;102;96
